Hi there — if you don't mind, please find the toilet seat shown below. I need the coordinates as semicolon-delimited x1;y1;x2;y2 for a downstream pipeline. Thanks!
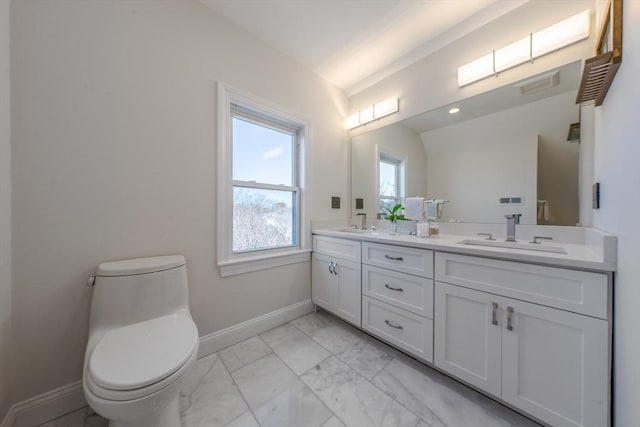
87;312;198;401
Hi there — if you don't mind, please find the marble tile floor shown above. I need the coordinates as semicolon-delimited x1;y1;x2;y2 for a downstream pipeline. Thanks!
41;309;541;427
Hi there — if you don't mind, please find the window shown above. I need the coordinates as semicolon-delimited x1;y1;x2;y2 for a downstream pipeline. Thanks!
231;108;298;253
379;153;403;214
217;83;310;276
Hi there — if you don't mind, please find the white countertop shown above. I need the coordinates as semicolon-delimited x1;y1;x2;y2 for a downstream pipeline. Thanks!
312;228;616;272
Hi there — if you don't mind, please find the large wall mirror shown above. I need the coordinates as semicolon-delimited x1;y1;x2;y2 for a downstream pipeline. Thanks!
351;60;586;226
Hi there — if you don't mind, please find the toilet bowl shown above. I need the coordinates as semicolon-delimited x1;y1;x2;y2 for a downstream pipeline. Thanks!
83;255;199;427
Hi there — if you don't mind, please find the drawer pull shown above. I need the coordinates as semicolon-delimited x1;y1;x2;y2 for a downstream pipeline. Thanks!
385;284;404;292
384;319;404;330
384;254;404;261
507;306;514;331
491;302;498;326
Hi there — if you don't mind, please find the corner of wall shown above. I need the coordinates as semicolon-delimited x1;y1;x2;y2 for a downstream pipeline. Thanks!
0;0;12;422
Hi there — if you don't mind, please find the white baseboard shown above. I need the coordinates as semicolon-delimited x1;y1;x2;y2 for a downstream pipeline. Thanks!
0;299;314;427
1;381;87;427
197;298;313;358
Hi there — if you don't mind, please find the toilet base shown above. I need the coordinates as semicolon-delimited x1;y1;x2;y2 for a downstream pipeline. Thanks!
108;394;181;427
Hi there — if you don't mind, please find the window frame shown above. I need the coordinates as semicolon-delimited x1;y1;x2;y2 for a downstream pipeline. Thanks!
217;82;311;277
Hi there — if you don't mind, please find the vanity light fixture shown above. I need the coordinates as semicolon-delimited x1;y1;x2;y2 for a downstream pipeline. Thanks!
457;10;590;87
345;97;399;130
448;107;460;114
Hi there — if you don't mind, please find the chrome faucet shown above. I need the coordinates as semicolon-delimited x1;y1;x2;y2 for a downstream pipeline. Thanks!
356;213;367;230
504;214;522;242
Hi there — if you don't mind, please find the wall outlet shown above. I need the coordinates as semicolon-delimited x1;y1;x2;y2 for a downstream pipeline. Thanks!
331;196;341;209
355;198;363;209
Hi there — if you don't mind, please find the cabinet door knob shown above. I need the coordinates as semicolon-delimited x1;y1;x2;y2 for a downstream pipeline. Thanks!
491;302;498;325
385;284;404;292
328;262;334;275
384;254;404;261
333;263;338;275
385;319;404;330
507;306;514;331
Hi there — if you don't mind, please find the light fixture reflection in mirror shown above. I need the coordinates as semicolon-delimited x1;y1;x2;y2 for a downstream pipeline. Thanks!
351;61;585;227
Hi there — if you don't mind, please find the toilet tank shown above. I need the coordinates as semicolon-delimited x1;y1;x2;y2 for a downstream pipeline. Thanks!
89;255;191;333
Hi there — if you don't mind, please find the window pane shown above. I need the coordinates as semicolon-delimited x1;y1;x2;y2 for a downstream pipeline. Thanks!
380;198;400;214
379;160;397;197
233;186;296;252
232;117;294;186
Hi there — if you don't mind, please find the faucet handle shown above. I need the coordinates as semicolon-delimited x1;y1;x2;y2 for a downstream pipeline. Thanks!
477;233;495;241
530;236;553;244
505;213;522;222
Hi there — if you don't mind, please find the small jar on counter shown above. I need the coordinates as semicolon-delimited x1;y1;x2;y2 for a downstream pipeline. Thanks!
416;221;430;238
428;223;440;237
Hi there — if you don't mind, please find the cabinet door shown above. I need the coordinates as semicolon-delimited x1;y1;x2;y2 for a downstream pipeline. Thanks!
311;253;338;312
501;299;609;427
335;258;362;327
434;282;502;396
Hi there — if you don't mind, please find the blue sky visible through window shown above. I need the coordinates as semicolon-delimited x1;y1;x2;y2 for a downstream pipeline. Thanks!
233;117;293;189
231;116;296;251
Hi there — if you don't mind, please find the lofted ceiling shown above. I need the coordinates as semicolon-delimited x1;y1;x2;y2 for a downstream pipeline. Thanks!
200;0;530;95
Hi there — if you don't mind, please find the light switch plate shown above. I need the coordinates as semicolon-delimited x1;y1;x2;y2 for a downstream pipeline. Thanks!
331;196;340;209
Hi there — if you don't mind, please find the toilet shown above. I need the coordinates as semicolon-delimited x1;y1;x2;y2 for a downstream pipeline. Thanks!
83;255;199;427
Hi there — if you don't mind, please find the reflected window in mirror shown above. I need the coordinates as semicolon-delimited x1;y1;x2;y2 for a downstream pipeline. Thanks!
379;153;404;215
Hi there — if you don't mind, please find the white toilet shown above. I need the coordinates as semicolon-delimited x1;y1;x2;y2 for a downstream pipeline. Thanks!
83;255;199;427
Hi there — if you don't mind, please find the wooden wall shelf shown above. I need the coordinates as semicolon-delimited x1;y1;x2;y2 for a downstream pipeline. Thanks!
576;0;622;106
576;52;621;106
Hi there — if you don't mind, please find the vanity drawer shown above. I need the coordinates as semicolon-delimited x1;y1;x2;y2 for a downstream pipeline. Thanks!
435;253;609;319
362;296;433;363
362;265;434;318
362;242;433;278
313;235;361;262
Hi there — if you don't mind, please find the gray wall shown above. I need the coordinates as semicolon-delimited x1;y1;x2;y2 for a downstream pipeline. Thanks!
592;1;640;425
0;0;12;420
10;0;347;403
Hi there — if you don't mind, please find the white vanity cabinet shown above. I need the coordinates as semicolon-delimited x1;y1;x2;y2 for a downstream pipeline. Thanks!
434;253;610;427
361;242;434;363
311;236;361;327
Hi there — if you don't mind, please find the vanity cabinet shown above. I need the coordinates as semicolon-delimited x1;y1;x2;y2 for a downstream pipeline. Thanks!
434;253;610;427
361;242;434;363
312;233;612;427
311;236;361;327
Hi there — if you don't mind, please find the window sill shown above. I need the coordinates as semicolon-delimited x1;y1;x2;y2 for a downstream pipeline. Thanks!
218;249;311;277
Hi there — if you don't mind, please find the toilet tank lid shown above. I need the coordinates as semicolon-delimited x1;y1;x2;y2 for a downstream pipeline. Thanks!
96;255;186;277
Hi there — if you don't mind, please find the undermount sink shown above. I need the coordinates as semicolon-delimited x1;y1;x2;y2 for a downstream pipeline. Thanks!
331;227;368;234
458;239;568;254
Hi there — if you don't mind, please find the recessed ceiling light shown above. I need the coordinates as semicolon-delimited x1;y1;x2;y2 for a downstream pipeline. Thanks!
448;107;460;114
